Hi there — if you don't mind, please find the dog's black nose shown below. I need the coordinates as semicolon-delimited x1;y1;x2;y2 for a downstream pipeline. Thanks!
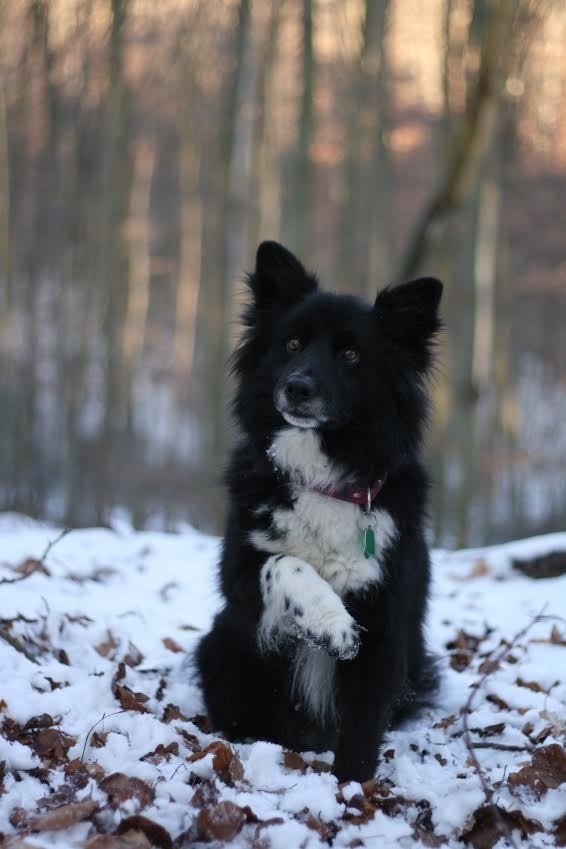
285;374;316;404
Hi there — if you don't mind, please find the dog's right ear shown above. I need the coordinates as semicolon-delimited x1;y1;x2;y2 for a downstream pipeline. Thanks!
248;241;317;309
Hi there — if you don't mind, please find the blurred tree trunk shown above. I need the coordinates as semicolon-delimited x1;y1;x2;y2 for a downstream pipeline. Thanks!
61;0;97;526
450;0;491;547
293;0;314;262
122;137;156;369
0;0;11;313
224;0;257;334
191;0;255;528
10;0;55;513
172;7;205;397
430;0;463;542
98;0;131;522
173;124;202;390
398;0;515;282
0;73;11;347
341;0;391;295
407;0;517;545
250;0;283;247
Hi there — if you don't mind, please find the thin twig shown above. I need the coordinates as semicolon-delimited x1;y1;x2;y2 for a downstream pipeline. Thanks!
459;605;553;849
38;526;72;565
471;742;532;753
0;573;32;585
0;528;73;658
0;527;72;585
169;761;188;781
80;709;127;763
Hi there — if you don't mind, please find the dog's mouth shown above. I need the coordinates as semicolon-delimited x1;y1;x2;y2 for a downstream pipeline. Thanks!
274;385;327;430
280;410;320;429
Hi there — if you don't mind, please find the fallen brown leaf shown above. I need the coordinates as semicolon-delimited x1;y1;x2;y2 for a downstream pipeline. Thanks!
175;725;200;752
95;631;118;658
196;801;249;841
114;684;150;714
310;758;332;774
29;800;98;831
27;727;77;763
123;641;144;667
140;742;179;765
508;744;566;797
188;714;212;734
478;658;499;675
298;809;334;840
433;714;457;730
470;722;505;738
282;750;307;773
461;804;542;849
65;758;105;789
486;693;509;711
9;807;28;829
162;704;188;723
91;730;109;748
100;772;155;809
162;637;183;653
191;778;220;809
188;740;244;785
13;558;50;577
116;815;173;849
446;630;482;671
516;676;547;694
85;834;151;849
22;713;54;732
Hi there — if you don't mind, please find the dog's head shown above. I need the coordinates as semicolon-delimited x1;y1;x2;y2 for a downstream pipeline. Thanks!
233;241;442;474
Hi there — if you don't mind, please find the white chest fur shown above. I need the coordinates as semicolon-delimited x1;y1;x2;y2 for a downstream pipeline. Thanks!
252;428;397;596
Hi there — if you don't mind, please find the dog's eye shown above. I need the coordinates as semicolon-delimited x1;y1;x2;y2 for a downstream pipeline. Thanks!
286;337;302;353
341;348;360;364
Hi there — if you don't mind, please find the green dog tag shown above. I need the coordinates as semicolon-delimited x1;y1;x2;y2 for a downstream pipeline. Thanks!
363;526;375;559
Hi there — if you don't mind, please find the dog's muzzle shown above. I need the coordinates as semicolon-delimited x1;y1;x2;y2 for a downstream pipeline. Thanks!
275;373;328;429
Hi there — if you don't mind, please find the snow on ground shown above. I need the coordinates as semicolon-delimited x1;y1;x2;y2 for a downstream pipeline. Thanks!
0;513;564;848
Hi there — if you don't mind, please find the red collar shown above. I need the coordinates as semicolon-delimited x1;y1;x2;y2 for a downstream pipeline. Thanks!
309;475;387;507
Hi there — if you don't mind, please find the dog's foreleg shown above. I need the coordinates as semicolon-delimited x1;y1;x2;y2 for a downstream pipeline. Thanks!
258;555;360;660
333;631;407;782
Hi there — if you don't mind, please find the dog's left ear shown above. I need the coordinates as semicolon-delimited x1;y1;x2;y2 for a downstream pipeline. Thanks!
249;241;317;309
374;277;443;364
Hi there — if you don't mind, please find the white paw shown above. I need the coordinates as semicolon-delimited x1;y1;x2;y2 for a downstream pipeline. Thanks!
259;554;361;660
292;597;361;660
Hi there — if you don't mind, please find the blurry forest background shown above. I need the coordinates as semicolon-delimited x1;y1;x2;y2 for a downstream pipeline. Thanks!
0;0;564;546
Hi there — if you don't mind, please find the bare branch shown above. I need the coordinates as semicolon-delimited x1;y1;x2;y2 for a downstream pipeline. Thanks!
0;526;71;585
459;605;557;849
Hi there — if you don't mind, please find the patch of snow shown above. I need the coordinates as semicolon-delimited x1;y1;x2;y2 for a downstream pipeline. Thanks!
0;514;564;847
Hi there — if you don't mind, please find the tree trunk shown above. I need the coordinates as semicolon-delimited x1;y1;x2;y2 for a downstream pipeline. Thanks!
250;0;283;247
173;120;202;389
122;137;156;369
294;0;314;262
98;0;131;523
341;0;391;295
398;0;515;282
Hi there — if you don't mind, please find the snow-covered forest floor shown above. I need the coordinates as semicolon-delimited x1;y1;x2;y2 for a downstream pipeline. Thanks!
0;514;564;849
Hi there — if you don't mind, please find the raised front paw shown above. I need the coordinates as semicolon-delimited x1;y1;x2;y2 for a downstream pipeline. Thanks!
259;554;362;659
293;602;361;660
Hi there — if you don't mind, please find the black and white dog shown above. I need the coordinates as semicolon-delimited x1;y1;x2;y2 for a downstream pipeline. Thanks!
197;241;442;782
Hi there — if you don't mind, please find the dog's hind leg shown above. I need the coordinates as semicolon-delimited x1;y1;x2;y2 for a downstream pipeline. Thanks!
196;607;293;744
197;606;334;752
